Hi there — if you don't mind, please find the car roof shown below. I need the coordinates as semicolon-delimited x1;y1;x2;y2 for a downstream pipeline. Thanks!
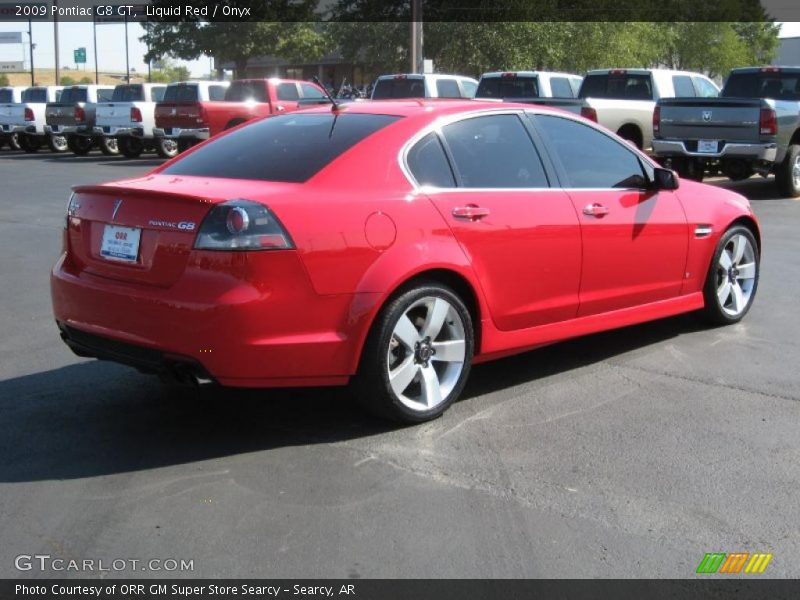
376;73;476;82
481;71;581;79
298;98;567;119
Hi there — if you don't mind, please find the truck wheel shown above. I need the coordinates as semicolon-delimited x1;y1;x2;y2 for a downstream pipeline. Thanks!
67;135;93;155
47;134;69;153
99;136;119;156
352;283;474;423
20;134;42;153
177;140;193;153
156;137;178;159
776;144;800;198
118;136;144;158
8;133;21;151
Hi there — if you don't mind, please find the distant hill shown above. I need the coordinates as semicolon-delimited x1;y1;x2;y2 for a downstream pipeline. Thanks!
4;69;146;86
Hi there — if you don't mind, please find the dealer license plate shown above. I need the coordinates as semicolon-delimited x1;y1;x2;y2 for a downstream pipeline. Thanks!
100;225;141;262
697;140;719;153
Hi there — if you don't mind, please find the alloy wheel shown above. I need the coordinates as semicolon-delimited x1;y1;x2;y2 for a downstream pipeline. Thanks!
716;233;757;317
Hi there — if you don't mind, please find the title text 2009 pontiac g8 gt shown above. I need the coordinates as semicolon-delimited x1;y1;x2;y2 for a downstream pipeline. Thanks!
51;100;760;422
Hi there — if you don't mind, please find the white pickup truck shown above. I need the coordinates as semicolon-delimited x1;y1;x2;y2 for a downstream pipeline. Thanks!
1;86;66;152
0;86;27;150
94;83;175;158
579;68;720;150
474;70;583;112
371;74;478;99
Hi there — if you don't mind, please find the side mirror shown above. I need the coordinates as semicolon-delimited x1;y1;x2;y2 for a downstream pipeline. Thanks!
653;167;679;191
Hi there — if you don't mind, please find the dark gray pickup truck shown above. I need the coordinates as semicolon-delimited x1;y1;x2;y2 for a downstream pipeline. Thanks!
44;85;117;155
652;66;800;196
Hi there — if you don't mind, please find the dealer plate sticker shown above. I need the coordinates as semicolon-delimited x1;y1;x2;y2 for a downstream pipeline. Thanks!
697;140;719;153
100;225;141;262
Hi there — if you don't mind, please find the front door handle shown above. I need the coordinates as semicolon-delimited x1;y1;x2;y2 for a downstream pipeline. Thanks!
582;203;610;217
452;205;490;221
276;105;285;112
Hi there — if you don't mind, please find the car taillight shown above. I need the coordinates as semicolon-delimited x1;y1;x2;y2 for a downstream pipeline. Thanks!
130;107;142;122
759;108;777;136
194;200;295;251
24;107;34;121
653;105;661;134
581;106;598;122
74;106;85;122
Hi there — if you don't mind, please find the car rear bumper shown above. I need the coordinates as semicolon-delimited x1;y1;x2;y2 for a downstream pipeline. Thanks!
652;139;778;162
93;125;148;138
153;127;210;140
8;123;39;134
51;251;376;388
45;124;93;136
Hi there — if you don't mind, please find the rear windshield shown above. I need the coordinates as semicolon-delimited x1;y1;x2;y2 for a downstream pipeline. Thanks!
0;89;14;103
162;113;401;183
59;88;88;104
372;77;425;99
579;73;653;100
22;88;47;103
111;85;145;102
162;84;199;103
476;75;540;99
225;81;268;102
722;72;800;100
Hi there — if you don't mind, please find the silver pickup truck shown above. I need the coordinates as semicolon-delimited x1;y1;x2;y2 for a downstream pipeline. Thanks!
653;66;800;196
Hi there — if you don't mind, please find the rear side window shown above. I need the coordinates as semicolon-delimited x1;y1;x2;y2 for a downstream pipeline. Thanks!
441;114;548;188
151;86;166;102
111;85;144;102
0;89;13;103
436;79;461;98
579;73;653;100
476;76;539;99
225;81;268;102
23;88;46;103
163;84;199;102
550;77;575;98
723;72;800;100
672;75;696;97
407;133;456;188
276;83;299;101
208;85;227;101
300;83;326;99
372;77;426;99
692;77;719;98
534;115;647;189
97;89;114;102
59;88;88;104
162;113;401;183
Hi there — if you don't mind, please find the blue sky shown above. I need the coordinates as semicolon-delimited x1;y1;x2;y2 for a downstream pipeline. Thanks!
1;21;799;76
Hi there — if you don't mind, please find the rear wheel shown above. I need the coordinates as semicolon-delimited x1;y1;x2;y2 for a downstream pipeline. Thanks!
353;283;474;423
47;134;69;153
701;225;759;325
8;133;21;151
118;136;144;158
177;139;193;153
67;134;93;155
98;136;119;156
156;137;179;159
776;144;800;198
20;134;42;153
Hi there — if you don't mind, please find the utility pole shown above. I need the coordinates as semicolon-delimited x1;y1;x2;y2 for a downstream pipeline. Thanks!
27;18;34;86
53;0;60;84
410;0;423;74
93;17;99;83
124;15;130;83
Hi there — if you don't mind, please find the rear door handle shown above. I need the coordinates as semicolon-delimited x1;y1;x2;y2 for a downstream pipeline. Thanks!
452;205;490;220
582;203;609;217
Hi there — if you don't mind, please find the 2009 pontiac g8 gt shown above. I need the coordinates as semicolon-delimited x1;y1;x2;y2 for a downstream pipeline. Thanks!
52;100;761;422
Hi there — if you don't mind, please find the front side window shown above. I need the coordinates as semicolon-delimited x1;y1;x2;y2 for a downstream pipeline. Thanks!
441;114;549;188
407;133;456;188
300;83;326;99
436;79;461;98
693;77;719;98
162;113;400;183
534;115;647;189
672;75;696;97
276;83;299;101
550;77;575;98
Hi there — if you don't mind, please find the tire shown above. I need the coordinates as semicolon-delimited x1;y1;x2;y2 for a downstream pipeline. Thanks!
177;139;194;153
776;144;800;198
98;136;119;156
352;283;474;423
20;134;42;153
155;137;178;159
8;133;21;151
701;225;760;325
0;136;5;150
47;134;69;153
118;136;144;158
67;134;93;155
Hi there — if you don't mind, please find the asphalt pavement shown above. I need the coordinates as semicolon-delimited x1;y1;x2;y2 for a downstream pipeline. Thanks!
0;151;798;578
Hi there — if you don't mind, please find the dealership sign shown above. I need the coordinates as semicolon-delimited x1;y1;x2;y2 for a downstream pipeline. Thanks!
0;32;22;44
0;61;25;72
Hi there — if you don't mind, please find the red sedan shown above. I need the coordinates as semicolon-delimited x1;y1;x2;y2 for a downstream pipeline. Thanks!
52;100;761;422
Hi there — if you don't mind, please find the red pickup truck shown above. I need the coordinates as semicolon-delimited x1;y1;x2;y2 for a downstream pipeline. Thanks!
154;78;329;152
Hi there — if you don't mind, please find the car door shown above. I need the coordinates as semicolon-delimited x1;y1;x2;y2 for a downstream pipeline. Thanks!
530;113;689;317
273;82;301;113
409;112;582;331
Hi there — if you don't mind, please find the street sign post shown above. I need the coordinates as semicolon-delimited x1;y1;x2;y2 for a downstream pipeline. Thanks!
74;47;87;64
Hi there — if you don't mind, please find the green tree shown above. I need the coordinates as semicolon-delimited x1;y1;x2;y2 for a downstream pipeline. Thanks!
141;1;325;77
0;74;9;86
79;76;93;84
60;76;76;86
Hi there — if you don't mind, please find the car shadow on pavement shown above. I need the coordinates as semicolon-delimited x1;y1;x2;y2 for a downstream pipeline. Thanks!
0;312;707;483
709;176;788;202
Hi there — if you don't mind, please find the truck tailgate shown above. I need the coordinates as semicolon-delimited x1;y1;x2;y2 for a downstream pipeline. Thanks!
46;104;77;127
96;103;135;129
658;98;764;142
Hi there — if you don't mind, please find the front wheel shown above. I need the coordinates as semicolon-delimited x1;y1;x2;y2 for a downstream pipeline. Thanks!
353;284;474;423
776;144;800;198
701;226;760;325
